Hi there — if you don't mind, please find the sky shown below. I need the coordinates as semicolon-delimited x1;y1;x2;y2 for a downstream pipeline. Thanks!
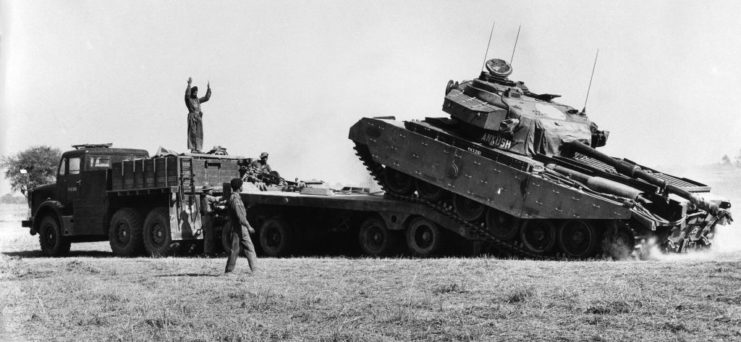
2;0;741;195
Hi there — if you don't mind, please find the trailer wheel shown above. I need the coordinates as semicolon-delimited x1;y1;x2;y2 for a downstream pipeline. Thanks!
143;207;173;257
358;216;399;257
558;220;600;258
405;217;444;257
485;209;520;241
520;220;557;254
384;168;414;196
453;195;485;222
259;218;293;257
109;208;144;257
39;215;71;257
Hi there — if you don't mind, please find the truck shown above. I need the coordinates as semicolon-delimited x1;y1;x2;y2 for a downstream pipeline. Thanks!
21;143;492;258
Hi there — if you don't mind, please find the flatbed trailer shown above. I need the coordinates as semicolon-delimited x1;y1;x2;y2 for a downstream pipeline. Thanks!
237;190;483;257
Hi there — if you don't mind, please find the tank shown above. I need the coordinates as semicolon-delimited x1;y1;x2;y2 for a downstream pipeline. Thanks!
349;58;732;259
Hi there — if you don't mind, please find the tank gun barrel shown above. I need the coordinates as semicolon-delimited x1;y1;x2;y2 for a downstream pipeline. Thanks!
546;164;643;201
564;141;730;218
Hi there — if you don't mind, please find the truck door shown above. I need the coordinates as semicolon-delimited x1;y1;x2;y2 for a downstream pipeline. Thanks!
73;155;110;235
56;157;82;213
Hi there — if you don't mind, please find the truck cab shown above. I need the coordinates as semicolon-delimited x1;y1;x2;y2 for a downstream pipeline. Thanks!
24;144;148;255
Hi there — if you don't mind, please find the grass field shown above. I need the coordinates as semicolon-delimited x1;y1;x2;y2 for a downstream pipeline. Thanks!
2;165;741;342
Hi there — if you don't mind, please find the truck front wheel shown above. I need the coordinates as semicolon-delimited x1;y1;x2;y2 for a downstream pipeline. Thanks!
143;207;173;257
109;208;145;257
39;215;71;257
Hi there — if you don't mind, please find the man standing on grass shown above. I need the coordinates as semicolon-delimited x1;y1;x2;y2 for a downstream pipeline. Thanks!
225;178;258;274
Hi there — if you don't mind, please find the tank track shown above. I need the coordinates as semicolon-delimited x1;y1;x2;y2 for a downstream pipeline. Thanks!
354;143;553;260
353;143;650;260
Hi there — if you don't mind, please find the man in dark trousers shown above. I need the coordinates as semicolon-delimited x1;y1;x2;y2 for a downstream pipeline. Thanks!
199;184;221;257
185;77;212;153
225;178;258;274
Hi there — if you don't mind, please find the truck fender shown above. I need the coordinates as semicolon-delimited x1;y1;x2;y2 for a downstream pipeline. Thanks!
32;200;65;235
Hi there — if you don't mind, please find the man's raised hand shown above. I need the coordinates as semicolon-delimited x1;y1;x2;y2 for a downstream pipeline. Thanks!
188;77;192;84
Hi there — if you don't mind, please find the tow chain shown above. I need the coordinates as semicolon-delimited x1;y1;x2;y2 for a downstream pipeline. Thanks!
354;144;553;260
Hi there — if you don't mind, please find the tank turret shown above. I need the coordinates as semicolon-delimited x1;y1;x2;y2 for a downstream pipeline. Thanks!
442;58;609;156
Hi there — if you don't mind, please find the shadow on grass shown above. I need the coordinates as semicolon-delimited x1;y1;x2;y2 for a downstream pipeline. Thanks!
154;273;221;278
2;250;112;258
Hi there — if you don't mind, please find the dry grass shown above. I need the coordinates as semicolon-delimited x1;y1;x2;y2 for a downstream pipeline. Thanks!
2;200;741;341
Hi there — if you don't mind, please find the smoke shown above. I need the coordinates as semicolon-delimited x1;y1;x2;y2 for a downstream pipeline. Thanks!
642;221;741;262
640;165;741;261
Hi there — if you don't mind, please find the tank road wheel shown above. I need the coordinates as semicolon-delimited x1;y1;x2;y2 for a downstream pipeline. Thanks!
416;180;447;202
520;220;557;254
259;218;293;257
384;168;414;196
558;220;600;258
453;195;486;222
143;207;173;257
405;217;445;257
358;216;400;257
39;215;71;257
601;222;635;260
485;209;520;241
109;208;145;257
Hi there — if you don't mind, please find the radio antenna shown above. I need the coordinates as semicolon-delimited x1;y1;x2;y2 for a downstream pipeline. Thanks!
480;21;496;71
582;49;600;112
509;25;521;65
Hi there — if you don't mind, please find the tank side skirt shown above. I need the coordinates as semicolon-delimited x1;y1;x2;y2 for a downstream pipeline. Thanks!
365;118;630;220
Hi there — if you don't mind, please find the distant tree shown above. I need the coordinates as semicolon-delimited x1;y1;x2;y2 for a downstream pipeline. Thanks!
0;193;27;204
1;146;61;196
721;154;732;166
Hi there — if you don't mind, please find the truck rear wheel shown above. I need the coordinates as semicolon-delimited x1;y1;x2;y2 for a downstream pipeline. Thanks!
109;208;144;257
39;215;71;257
358;216;400;257
259;217;293;257
405;217;445;257
143;207;173;257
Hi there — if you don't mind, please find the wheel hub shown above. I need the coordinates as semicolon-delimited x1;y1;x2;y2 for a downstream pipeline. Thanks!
268;229;281;247
117;223;131;244
414;226;434;248
152;224;165;245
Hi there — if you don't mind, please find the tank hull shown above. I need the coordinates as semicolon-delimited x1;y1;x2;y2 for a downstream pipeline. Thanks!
350;117;630;220
350;116;730;259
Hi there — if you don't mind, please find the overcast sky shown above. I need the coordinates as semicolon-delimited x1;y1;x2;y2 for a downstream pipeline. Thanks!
2;0;741;195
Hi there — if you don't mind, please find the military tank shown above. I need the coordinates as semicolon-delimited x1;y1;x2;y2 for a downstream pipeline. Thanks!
349;58;732;259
